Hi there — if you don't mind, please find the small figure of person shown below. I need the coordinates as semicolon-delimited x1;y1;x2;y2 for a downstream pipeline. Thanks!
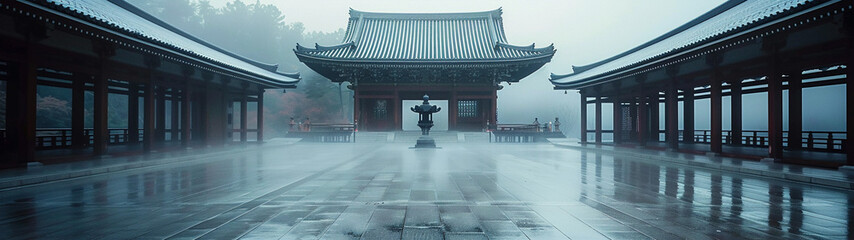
303;117;311;132
554;117;561;132
533;118;540;132
289;117;296;131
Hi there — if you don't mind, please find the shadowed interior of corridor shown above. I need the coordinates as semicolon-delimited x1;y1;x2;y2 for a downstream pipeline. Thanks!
0;142;851;239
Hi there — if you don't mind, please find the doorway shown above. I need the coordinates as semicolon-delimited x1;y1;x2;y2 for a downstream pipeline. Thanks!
402;100;448;131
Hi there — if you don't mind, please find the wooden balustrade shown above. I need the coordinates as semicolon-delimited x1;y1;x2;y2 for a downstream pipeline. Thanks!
685;130;845;153
283;123;356;142
31;128;146;150
491;124;565;143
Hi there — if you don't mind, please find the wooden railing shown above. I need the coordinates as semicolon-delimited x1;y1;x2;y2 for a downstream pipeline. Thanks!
284;123;356;142
490;124;565;143
687;130;846;153
33;128;145;150
592;129;845;153
494;124;539;132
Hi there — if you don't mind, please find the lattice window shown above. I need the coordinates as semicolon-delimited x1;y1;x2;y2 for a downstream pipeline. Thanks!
458;100;478;118
373;100;387;119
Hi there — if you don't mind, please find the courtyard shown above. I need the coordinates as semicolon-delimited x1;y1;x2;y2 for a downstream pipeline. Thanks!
0;140;848;239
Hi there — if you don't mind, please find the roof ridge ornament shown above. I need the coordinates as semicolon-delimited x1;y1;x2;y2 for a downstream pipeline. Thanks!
351;13;365;47
487;13;499;47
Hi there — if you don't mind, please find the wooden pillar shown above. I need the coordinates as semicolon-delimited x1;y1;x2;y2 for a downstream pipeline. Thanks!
683;87;695;143
490;89;497;127
650;92;660;142
763;35;786;160
848;59;854;165
143;81;155;152
156;86;166;143
192;89;206;144
730;80;743;146
637;95;648;147
240;94;248;143
204;80;227;146
594;96;603;144
788;74;803;150
710;77;723;154
257;90;264;142
143;55;160;152
71;74;86;149
181;87;191;147
393;89;401;131
354;89;361;128
612;96;622;144
92;64;108;155
580;91;587;144
629;100;637;141
449;91;457;130
127;84;139;145
4;56;37;167
767;69;784;159
707;54;724;154
170;89;179;142
389;89;402;131
665;85;679;150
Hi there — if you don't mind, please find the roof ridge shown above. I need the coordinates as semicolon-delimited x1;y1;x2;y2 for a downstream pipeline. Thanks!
550;0;746;80
348;8;502;19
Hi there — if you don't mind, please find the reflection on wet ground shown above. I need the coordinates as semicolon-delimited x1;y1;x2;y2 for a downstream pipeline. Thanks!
0;142;850;239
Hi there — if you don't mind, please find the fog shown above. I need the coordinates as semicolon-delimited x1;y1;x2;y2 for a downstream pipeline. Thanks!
200;0;844;136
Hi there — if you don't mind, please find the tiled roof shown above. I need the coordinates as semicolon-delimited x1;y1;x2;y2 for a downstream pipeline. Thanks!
26;0;299;87
294;8;555;62
550;0;832;87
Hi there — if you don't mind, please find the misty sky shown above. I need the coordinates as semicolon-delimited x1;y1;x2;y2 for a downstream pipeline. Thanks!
208;0;846;135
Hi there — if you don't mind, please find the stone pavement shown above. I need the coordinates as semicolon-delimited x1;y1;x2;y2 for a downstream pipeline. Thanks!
548;138;854;190
0;141;851;239
0;139;299;190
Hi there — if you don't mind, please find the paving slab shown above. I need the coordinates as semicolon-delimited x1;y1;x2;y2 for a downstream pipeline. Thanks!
549;138;854;190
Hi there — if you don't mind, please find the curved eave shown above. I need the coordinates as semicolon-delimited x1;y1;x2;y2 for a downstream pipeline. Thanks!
549;0;747;79
548;0;842;90
549;72;576;81
26;0;300;89
494;42;555;53
293;48;556;64
296;42;355;52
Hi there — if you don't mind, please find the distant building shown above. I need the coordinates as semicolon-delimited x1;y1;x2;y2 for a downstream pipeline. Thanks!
295;8;555;131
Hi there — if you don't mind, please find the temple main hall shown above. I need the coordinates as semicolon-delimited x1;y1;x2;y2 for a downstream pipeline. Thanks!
295;9;555;131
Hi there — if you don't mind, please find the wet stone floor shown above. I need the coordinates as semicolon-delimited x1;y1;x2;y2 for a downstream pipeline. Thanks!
0;142;852;239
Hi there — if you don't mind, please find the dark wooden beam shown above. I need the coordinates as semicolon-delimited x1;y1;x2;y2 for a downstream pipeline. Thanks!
257;91;264;142
579;90;587;144
595;96;602;145
71;73;86;149
683;87;695;143
240;94;248;143
3;52;37;167
128;83;139;145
